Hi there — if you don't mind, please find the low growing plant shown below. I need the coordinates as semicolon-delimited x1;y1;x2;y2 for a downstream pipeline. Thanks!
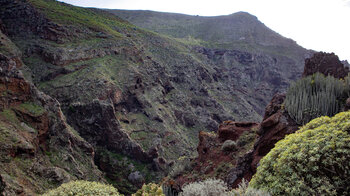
42;180;123;196
133;183;164;196
221;140;237;152
230;179;270;196
180;178;229;196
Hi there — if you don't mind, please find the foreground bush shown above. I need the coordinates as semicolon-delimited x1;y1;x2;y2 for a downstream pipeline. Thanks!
221;140;237;152
42;180;123;196
249;112;350;195
132;183;164;196
180;178;229;196
230;179;270;196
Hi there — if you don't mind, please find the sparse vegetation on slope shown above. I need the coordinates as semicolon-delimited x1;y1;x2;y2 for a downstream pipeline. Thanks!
28;0;134;38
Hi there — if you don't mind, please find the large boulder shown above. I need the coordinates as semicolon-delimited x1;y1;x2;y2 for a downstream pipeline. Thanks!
218;121;258;142
302;52;349;78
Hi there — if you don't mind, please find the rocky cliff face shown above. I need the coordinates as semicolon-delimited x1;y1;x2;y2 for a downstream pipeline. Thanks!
164;121;259;191
0;27;103;195
167;52;350;192
226;93;299;187
164;94;298;191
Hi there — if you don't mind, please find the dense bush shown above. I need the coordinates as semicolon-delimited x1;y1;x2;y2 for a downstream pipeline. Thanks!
42;180;123;196
230;179;270;196
169;156;192;178
132;183;164;196
284;73;347;124
179;178;229;196
249;112;350;195
221;140;237;152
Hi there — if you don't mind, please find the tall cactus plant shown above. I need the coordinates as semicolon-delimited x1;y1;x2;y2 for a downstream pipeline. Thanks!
285;73;348;125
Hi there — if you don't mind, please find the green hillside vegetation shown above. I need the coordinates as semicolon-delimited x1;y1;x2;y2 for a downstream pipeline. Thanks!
250;111;350;195
28;0;133;38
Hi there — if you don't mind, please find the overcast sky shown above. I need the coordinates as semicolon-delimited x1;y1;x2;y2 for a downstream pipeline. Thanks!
60;0;350;61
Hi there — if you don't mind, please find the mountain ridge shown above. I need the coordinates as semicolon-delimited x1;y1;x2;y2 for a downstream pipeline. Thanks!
107;9;305;53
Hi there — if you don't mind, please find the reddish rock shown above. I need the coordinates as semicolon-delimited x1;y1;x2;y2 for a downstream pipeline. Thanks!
226;93;298;187
165;124;259;192
218;121;258;142
0;55;31;110
263;93;285;118
197;131;224;163
302;52;349;79
260;112;280;128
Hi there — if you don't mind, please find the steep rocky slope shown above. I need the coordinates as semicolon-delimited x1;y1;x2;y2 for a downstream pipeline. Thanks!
164;93;299;192
0;24;103;195
109;9;312;116
1;0;312;194
165;52;350;193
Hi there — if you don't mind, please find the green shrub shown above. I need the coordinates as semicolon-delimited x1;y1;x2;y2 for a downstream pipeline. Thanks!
249;111;350;195
16;102;46;116
169;156;192;178
284;73;347;124
179;178;229;196
132;183;164;196
221;140;237;152
230;179;270;196
42;180;123;196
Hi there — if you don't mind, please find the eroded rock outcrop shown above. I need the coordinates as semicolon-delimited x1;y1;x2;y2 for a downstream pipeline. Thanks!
66;100;154;162
164;121;259;192
302;52;349;78
164;93;300;192
218;121;258;142
0;0;73;43
226;93;298;187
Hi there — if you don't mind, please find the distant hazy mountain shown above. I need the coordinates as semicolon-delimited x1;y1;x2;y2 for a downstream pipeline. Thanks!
108;10;307;53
